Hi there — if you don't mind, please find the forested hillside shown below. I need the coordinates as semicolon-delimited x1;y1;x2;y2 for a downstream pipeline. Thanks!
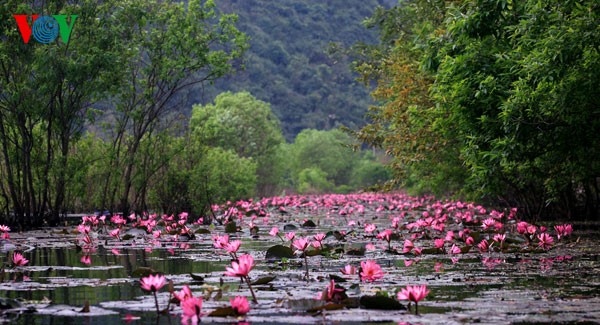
188;0;391;140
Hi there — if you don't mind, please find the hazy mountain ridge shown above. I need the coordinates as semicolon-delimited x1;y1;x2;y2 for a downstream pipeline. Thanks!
188;0;389;140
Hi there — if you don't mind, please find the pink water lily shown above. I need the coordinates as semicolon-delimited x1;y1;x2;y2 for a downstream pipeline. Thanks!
12;252;28;267
225;254;257;303
537;233;554;250
224;254;254;277
174;285;193;302
140;274;167;314
360;260;384;282
140;274;166;292
181;296;203;324
340;264;356;275
397;284;430;315
230;296;250;315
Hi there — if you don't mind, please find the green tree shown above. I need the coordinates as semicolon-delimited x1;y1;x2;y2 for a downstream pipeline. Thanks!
0;0;125;227
288;129;359;190
97;0;248;214
190;91;284;196
428;0;600;218
349;0;465;196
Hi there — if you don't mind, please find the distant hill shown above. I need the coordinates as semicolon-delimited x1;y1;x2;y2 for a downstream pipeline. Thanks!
184;0;390;141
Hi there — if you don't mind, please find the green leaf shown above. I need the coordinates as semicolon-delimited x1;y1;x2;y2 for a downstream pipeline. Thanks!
208;306;237;317
265;245;295;259
359;295;405;310
189;273;205;283
131;267;157;278
251;276;276;285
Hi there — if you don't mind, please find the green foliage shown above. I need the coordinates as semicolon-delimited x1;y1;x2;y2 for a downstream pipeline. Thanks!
354;0;600;218
190;91;284;196
188;147;257;212
0;0;127;226
297;168;334;194
283;129;390;194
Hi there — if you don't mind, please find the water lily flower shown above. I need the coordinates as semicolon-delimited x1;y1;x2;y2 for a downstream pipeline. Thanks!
478;239;490;253
364;224;376;234
224;254;255;277
12;252;28;267
212;234;230;249
449;244;461;255
140;273;168;315
465;236;475;245
493;233;506;247
445;231;455;241
402;239;414;253
77;224;91;234
0;225;10;233
322;279;345;302
230;296;250;315
109;228;120;240
313;233;326;242
434;238;445;249
174;285;193;302
292;237;310;254
360;260;385;282
224;254;257;303
181;296;203;324
269;227;279;237
340;264;356;275
397;284;430;315
554;224;573;240
285;231;296;241
140;274;167;292
537;233;554;250
80;255;91;265
226;240;242;254
517;221;529;234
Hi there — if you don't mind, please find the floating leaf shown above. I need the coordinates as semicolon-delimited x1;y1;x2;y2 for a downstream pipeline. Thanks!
225;221;237;233
302;220;317;228
283;224;297;231
329;274;347;283
251;276;276;285
265;245;294;259
195;228;211;234
359;295;405;310
131;267;157;278
208;306;237;317
190;273;205;283
121;234;135;241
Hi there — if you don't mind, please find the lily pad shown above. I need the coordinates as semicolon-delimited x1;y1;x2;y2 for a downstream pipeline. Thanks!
189;273;205;283
251;275;276;285
225;221;238;233
283;224;297;231
131;267;157;278
265;245;294;259
302;220;317;228
359;295;405;310
208;306;237;317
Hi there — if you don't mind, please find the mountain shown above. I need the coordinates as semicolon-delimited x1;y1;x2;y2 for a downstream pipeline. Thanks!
185;0;390;141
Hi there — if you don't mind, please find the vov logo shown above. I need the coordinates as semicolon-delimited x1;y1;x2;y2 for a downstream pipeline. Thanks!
13;15;78;44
